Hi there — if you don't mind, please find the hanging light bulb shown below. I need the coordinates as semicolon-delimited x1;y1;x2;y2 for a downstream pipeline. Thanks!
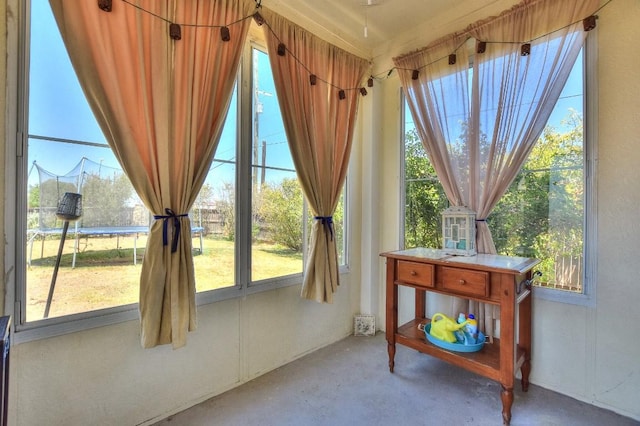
364;8;368;38
220;26;231;42
362;0;380;39
583;15;597;31
169;23;181;40
98;0;112;12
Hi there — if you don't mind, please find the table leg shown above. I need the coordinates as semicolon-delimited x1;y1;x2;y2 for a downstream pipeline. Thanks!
415;288;426;319
387;342;396;373
385;259;398;373
518;275;533;392
521;359;531;392
501;386;513;425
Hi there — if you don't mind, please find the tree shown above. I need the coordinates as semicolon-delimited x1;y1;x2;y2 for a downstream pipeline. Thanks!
80;172;134;227
28;184;40;209
403;128;448;248
404;111;585;289
192;183;214;228
218;182;236;241
490;111;583;267
257;178;303;251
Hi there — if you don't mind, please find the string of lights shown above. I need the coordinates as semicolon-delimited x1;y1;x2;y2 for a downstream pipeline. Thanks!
256;12;372;97
383;0;612;82
96;0;371;97
96;0;612;94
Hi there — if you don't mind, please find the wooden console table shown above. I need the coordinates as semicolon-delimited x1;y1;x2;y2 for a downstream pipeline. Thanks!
381;248;540;425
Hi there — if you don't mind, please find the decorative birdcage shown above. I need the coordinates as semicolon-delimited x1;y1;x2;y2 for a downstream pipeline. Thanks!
45;192;83;318
56;192;83;221
442;206;477;256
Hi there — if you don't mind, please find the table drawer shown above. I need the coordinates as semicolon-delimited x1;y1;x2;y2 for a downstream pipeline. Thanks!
441;266;489;298
397;261;434;288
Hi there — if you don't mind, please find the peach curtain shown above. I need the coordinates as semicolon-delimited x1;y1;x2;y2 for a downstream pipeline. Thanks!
394;0;598;336
49;0;253;348
261;9;368;303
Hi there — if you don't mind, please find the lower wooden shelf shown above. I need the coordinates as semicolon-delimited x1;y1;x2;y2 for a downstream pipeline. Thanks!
397;318;526;383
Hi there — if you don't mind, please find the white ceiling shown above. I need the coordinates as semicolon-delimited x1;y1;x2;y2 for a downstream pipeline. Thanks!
263;0;517;59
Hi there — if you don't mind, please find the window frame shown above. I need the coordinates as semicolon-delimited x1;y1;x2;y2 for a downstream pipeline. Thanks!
400;32;597;307
8;2;350;343
533;30;598;307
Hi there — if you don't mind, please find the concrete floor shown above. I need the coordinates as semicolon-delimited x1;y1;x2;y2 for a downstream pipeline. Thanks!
154;333;638;426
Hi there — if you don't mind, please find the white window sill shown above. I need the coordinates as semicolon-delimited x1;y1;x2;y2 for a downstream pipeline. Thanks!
12;265;351;345
533;285;595;308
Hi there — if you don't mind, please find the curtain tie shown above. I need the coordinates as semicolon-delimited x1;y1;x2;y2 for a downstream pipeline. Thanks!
154;208;188;253
314;216;334;241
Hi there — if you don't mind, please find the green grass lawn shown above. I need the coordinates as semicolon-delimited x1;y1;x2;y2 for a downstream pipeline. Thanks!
26;234;303;321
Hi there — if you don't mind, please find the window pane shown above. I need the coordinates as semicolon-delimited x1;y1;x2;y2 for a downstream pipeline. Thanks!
403;120;447;249
26;0;243;320
334;189;347;265
402;49;586;294
491;52;584;292
251;49;303;281
26;1;145;320
27;140;145;321
194;89;237;292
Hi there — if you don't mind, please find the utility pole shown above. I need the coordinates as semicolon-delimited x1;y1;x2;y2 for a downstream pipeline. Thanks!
253;137;259;189
261;140;266;188
252;50;272;192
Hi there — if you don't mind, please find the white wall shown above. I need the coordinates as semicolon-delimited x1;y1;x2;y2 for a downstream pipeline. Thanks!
374;0;640;421
8;279;357;426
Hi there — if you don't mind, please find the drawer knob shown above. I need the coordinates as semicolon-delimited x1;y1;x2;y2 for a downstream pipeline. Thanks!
410;270;417;276
459;279;466;285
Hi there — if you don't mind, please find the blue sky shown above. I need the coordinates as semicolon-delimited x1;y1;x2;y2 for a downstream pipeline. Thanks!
405;48;583;134
28;0;293;192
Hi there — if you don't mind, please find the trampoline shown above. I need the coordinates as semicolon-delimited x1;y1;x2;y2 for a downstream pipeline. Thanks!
27;226;204;267
28;158;206;267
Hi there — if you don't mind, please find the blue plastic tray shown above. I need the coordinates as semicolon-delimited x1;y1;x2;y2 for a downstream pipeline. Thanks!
423;323;486;353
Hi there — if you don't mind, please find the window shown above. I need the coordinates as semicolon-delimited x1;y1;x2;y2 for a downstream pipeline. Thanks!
17;1;347;332
250;48;303;283
402;42;596;304
248;46;346;284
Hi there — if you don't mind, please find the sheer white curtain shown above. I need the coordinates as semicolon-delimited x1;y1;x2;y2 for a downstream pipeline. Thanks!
466;0;599;254
394;0;599;336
